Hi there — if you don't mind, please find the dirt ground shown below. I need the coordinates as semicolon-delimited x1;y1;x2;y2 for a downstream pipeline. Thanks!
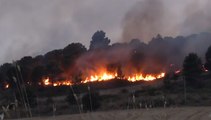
16;107;211;120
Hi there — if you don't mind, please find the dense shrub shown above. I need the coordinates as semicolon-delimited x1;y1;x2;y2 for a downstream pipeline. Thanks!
82;92;100;111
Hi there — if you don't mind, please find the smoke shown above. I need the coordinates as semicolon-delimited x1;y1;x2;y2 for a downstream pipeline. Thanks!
122;0;211;42
75;44;134;77
182;0;211;35
0;0;136;64
75;39;168;78
1;0;211;66
0;0;78;64
122;0;170;42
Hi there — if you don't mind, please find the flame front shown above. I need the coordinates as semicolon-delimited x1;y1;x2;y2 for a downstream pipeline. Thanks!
5;84;9;89
3;72;165;88
40;71;166;87
82;72;117;83
127;73;165;82
81;72;165;83
42;77;72;87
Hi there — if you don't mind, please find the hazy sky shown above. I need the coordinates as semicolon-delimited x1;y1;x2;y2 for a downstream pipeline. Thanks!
0;0;140;64
0;0;210;64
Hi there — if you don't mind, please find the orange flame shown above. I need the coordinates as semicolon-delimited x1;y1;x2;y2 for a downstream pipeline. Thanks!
43;77;51;86
5;84;9;89
81;72;165;83
4;72;166;88
127;73;165;82
52;81;72;86
42;77;72;87
82;72;117;83
41;71;165;86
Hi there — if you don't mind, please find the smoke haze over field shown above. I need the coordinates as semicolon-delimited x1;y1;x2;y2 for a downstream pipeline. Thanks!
0;0;211;64
122;0;211;42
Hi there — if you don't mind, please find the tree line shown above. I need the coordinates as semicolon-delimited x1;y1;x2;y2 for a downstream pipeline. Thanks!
0;31;211;89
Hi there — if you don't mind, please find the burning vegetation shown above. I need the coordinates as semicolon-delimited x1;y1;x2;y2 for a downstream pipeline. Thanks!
0;30;211;89
41;77;72;87
41;72;165;87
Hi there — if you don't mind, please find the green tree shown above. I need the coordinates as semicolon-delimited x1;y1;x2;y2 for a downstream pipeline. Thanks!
65;92;77;105
205;45;211;71
0;63;13;88
82;92;100;111
62;43;87;69
18;56;34;83
31;66;46;85
183;53;203;82
163;73;172;90
89;30;110;50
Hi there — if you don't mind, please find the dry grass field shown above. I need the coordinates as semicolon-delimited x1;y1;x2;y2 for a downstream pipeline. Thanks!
17;107;211;120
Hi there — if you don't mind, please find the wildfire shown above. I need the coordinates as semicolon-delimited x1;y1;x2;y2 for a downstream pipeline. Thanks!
43;77;51;86
127;73;165;82
81;72;165;83
5;84;9;89
2;72;165;88
82;72;117;83
42;77;72;87
52;81;72;86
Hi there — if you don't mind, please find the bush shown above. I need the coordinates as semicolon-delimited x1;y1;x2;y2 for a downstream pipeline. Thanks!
16;88;37;108
46;97;54;107
82;92;100;111
65;92;77;105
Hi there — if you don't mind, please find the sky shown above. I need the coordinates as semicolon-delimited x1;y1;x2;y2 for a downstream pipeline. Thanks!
0;0;211;64
0;0;140;64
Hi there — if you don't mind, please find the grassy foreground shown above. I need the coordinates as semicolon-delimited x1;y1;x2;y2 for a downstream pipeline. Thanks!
17;107;211;120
